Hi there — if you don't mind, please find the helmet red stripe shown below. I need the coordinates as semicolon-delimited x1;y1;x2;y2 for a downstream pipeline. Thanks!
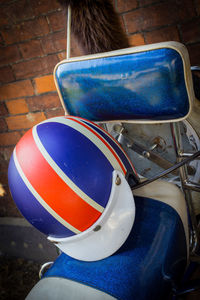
15;129;101;232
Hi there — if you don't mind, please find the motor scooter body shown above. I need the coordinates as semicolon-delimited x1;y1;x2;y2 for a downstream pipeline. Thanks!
26;42;199;299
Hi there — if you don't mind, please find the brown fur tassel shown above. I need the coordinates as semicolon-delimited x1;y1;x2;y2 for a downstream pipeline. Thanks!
57;0;129;54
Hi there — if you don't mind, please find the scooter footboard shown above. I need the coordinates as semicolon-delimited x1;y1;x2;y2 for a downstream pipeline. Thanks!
26;189;188;300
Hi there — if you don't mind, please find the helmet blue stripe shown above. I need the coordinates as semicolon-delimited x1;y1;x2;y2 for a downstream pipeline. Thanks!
82;119;134;174
8;153;75;238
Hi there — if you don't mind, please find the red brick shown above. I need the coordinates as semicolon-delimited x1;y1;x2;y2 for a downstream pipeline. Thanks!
187;43;200;65
180;19;200;44
2;17;49;44
145;26;180;44
3;0;34;24
0;80;34;101
0;131;21;146
128;33;145;46
6;112;46;130
41;31;66;55
117;0;138;13
0;0;9;4
0;102;8;116
124;0;196;34
138;0;160;6
45;107;65;118
6;98;29;115
0;9;9;27
195;0;200;15
34;75;56;94
0;118;8;132
48;11;66;32
0;66;15;84
0;45;21;67
19;40;44;59
12;54;59;80
31;0;61;15
27;93;60;111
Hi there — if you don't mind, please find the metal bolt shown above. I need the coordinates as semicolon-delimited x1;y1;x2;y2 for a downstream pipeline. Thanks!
142;151;150;158
115;175;121;185
93;225;101;232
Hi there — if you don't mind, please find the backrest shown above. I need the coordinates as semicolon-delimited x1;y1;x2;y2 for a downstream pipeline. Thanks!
54;42;194;124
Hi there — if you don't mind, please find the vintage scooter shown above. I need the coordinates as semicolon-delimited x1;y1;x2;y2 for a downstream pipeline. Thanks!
22;38;200;299
8;5;199;299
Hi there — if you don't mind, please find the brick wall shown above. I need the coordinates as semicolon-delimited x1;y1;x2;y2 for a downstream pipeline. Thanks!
0;0;199;217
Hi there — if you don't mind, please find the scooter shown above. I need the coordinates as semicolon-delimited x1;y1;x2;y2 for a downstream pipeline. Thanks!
22;4;200;299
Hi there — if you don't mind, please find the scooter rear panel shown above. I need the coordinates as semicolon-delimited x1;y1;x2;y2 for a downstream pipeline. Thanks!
43;196;188;300
54;42;193;123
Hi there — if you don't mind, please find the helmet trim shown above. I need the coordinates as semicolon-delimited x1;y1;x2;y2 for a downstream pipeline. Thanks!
48;170;135;261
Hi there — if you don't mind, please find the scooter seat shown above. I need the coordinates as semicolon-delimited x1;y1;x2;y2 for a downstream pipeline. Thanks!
54;42;194;123
26;181;189;300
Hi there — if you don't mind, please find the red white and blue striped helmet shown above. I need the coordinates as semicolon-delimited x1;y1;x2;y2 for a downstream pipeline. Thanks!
8;116;136;261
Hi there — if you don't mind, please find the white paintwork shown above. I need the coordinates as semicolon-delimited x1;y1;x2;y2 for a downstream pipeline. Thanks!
133;180;189;257
48;170;135;261
25;277;116;300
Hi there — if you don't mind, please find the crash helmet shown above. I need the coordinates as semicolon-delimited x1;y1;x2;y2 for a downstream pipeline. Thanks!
8;116;137;261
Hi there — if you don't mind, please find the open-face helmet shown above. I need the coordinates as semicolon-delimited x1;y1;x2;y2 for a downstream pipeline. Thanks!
8;116;137;261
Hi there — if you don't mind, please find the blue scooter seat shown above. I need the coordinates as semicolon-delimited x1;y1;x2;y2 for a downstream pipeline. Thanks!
43;193;188;300
54;42;194;123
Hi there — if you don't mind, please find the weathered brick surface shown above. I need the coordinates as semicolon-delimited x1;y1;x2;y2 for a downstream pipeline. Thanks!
2;17;49;44
0;9;9;27
6;98;29;115
0;66;15;84
41;31;66;54
0;131;21;146
0;118;8;132
145;25;180;44
124;0;196;34
34;75;56;94
0;0;200;218
6;112;46;130
128;33;145;46
138;0;161;7
48;11;66;32
0;45;21;67
2;0;34;24
0;102;8;116
0;80;34;100
45;107;65;118
180;19;200;44
19;40;44;59
12;54;59;80
196;0;200;15
117;0;138;13
27;93;60;111
31;0;61;16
